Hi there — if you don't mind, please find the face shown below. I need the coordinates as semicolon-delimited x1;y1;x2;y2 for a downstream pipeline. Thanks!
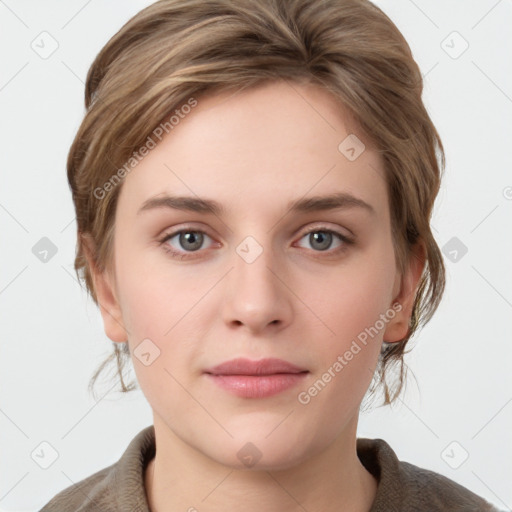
91;79;423;470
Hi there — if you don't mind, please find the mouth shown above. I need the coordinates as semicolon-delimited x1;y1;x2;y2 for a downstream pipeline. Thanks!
204;358;309;398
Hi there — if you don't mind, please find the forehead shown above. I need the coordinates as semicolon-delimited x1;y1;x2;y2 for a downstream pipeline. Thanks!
116;80;388;219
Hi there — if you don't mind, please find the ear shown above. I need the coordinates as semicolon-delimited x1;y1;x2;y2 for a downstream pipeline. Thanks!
383;241;426;343
82;234;128;343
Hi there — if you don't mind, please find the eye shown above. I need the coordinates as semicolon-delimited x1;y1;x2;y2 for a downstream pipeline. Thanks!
158;225;355;260
295;227;354;254
159;229;214;259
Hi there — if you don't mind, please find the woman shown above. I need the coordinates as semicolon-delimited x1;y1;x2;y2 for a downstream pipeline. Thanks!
40;0;499;510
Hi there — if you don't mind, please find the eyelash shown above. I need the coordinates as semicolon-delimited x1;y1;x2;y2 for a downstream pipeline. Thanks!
158;225;355;260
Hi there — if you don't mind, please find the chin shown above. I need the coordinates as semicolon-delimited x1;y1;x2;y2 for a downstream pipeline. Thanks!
202;427;315;472
212;447;310;472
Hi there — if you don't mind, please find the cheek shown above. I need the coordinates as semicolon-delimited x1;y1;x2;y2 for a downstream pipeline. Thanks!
310;251;397;345
114;241;176;332
297;256;395;419
116;258;208;380
119;270;199;410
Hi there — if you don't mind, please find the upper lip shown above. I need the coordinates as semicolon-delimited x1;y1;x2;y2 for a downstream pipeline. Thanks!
205;357;308;376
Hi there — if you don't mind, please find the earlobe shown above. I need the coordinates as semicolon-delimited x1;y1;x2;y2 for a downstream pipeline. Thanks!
383;242;426;343
81;234;128;343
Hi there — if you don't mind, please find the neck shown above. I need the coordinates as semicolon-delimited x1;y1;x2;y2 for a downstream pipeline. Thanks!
144;415;378;512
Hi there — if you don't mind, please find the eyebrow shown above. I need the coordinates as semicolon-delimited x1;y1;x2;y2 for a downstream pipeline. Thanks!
137;192;375;217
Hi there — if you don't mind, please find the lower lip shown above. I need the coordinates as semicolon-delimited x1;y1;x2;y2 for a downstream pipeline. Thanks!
205;373;308;398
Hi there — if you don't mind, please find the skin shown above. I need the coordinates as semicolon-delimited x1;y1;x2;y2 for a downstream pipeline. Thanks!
86;79;425;512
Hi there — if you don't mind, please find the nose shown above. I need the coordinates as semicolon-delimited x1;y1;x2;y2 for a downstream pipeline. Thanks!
221;237;293;335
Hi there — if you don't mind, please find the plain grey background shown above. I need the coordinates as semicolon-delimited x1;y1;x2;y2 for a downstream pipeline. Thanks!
1;1;511;510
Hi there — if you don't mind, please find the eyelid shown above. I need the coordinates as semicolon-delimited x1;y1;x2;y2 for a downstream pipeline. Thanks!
297;222;354;240
158;221;215;240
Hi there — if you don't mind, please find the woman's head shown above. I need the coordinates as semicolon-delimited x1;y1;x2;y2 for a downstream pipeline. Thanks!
70;0;445;415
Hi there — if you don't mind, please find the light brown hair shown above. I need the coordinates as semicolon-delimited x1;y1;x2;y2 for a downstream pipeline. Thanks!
68;0;446;405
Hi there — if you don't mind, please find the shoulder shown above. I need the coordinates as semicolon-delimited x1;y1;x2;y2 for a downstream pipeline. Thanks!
39;464;115;512
397;458;499;511
357;437;500;511
39;425;155;512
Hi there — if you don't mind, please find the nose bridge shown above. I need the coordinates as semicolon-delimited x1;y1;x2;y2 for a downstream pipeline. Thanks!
222;231;291;330
231;233;278;297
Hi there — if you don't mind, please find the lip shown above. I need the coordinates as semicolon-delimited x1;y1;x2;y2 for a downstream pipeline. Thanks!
204;358;309;398
205;357;307;376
